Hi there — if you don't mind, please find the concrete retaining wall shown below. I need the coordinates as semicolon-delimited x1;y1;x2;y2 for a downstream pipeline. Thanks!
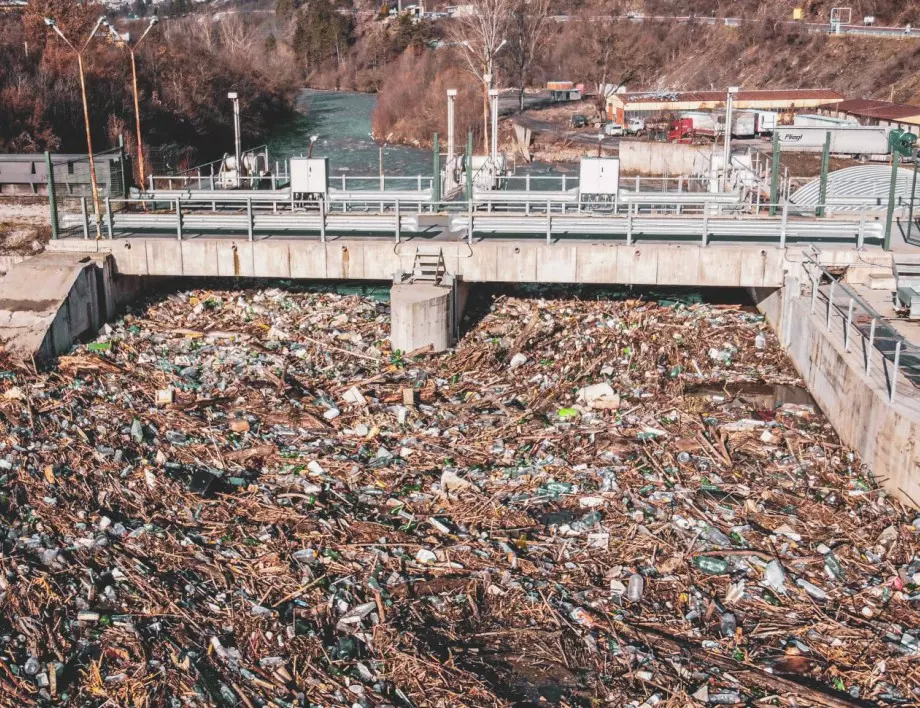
761;289;920;504
619;141;711;176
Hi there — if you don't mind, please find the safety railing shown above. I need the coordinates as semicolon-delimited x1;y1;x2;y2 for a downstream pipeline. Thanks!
330;174;435;192
54;196;888;250
803;257;920;404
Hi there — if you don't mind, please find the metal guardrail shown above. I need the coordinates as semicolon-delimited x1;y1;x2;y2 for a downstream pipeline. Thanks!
803;257;920;404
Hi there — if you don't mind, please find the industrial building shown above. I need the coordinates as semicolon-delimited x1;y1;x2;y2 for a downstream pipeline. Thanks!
815;98;920;131
606;88;844;124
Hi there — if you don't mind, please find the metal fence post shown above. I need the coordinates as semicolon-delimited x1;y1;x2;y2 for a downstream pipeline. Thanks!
891;341;901;404
858;204;867;248
817;131;831;217
545;200;552;244
884;156;900;251
780;203;788;248
105;197;113;239
826;280;835;329
81;197;89;240
175;200;182;241
845;298;854;351
769;132;780;216
247;198;253;242
626;202;634;245
44;152;59;240
320;199;326;243
810;276;817;314
395;199;401;243
702;203;709;246
866;318;876;374
467;199;473;245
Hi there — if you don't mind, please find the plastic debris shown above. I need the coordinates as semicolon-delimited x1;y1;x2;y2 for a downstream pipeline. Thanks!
0;286;913;706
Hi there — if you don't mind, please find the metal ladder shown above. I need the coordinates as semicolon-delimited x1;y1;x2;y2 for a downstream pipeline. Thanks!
410;248;446;284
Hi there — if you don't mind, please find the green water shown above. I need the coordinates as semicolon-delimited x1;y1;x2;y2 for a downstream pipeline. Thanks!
266;89;571;183
267;89;433;179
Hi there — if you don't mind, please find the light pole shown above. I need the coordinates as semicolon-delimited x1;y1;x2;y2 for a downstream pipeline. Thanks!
228;91;241;187
721;86;739;192
108;16;158;192
44;15;111;239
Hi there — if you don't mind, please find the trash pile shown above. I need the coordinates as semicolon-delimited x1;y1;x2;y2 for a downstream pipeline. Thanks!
0;286;918;707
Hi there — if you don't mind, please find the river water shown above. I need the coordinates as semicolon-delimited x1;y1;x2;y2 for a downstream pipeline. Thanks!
267;89;566;181
267;90;434;179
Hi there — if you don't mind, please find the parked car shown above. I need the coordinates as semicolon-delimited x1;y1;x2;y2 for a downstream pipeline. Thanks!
570;113;588;128
603;122;625;136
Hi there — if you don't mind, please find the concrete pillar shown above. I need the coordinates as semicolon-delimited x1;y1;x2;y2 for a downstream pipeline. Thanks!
391;283;453;353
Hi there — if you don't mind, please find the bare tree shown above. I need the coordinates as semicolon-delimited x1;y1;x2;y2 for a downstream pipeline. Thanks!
507;0;552;111
578;15;635;121
447;0;512;153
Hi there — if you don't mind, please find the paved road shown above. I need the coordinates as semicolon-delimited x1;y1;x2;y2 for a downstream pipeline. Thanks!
548;13;919;39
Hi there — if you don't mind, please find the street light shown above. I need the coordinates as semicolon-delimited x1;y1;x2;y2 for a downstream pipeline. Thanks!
44;15;111;239
228;91;241;187
720;86;739;192
107;16;158;192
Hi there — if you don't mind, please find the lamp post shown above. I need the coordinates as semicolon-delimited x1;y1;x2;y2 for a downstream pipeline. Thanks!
228;91;241;187
44;15;111;239
108;16;158;192
721;86;739;192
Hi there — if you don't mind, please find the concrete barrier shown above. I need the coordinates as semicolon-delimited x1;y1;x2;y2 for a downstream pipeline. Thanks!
619;141;711;176
0;254;105;359
0;252;146;360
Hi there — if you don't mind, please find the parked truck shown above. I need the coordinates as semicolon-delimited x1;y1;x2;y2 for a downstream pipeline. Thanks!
777;125;895;157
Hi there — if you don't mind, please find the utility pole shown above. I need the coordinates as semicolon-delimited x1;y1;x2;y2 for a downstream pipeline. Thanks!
44;15;112;239
109;16;158;192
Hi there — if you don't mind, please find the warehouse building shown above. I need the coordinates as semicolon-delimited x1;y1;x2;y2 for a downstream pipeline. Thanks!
605;88;844;124
815;98;920;131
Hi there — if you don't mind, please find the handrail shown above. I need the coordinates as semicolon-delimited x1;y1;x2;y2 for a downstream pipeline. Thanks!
802;255;919;403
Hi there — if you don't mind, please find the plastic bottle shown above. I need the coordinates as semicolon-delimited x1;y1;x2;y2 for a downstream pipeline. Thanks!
692;555;730;575
627;573;644;602
719;612;737;637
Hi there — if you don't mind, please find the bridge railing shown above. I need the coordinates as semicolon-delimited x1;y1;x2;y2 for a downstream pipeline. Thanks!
803;256;920;404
